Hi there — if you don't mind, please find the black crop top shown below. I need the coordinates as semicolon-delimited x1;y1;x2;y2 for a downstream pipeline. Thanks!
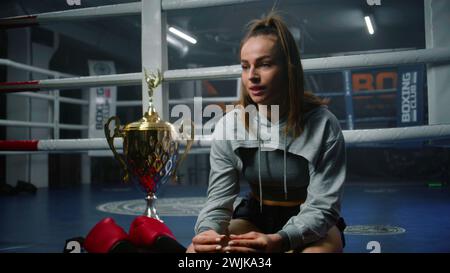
238;147;310;202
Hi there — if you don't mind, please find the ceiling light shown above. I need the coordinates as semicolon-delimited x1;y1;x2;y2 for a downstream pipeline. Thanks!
167;33;189;56
364;15;375;35
168;26;197;44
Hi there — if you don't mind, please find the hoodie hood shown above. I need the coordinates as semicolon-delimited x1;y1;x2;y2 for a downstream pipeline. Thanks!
212;105;329;164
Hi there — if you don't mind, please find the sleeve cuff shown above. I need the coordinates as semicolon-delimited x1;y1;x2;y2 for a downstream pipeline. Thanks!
196;227;212;234
277;230;291;252
281;225;306;250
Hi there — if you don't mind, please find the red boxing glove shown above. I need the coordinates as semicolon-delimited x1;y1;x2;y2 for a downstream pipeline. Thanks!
84;217;129;253
128;216;175;247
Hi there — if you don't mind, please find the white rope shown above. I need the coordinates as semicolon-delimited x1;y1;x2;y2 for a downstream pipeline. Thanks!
164;65;241;81
38;138;118;151
162;0;259;10
303;47;450;71
343;124;450;146
3;3;141;23
8;92;89;105
0;125;445;152
36;136;213;151
0;1;259;25
38;72;141;89
2;48;449;91
0;72;141;91
0;119;88;130
0;58;76;78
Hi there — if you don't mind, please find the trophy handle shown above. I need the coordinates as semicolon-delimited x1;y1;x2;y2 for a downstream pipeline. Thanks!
104;116;130;182
172;120;195;180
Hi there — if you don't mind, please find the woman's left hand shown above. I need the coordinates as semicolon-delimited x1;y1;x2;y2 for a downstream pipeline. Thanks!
224;232;283;253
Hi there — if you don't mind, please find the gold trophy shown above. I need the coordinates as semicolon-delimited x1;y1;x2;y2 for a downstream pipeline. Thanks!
104;69;193;221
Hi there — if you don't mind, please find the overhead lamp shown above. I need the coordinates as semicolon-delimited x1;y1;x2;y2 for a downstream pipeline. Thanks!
168;26;197;44
364;15;375;35
166;33;189;56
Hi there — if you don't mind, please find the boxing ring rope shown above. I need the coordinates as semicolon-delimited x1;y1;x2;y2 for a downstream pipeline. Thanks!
0;3;140;28
1;124;450;154
1;47;450;93
0;72;141;93
0;58;87;105
0;138;213;155
0;119;88;130
0;0;259;28
114;97;239;107
0;58;76;78
9;92;89;105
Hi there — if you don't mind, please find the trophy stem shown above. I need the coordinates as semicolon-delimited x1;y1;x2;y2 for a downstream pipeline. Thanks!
144;193;163;222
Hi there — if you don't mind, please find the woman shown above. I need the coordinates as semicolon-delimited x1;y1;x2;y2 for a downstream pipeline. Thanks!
187;13;346;253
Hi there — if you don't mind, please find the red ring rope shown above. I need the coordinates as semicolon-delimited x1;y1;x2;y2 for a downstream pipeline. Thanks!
0;140;39;151
0;80;40;93
0;15;38;29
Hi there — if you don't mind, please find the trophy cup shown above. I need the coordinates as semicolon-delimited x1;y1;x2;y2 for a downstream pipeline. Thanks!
104;69;193;221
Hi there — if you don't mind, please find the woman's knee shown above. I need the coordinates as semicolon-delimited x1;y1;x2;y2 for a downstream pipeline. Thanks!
228;219;262;235
301;225;343;253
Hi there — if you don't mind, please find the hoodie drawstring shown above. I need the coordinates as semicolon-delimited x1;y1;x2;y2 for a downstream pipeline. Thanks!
257;114;263;213
284;134;287;200
257;112;289;213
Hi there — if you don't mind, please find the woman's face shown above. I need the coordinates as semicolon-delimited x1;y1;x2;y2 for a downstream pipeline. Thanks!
240;35;286;106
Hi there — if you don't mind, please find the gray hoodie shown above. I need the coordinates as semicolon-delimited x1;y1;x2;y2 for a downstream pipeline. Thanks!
194;105;346;250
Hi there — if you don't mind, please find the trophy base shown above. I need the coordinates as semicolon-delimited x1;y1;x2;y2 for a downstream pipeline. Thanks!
144;193;163;222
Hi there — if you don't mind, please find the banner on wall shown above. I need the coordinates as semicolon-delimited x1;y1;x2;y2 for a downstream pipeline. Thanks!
349;64;424;129
88;60;117;156
396;65;424;127
350;67;398;128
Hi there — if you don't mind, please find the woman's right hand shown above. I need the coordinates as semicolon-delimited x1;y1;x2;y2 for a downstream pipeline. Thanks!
186;230;228;253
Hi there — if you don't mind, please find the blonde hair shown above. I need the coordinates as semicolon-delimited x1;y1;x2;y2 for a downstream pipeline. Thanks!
238;12;327;137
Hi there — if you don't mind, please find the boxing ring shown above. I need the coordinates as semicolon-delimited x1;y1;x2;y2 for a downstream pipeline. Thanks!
1;0;450;253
